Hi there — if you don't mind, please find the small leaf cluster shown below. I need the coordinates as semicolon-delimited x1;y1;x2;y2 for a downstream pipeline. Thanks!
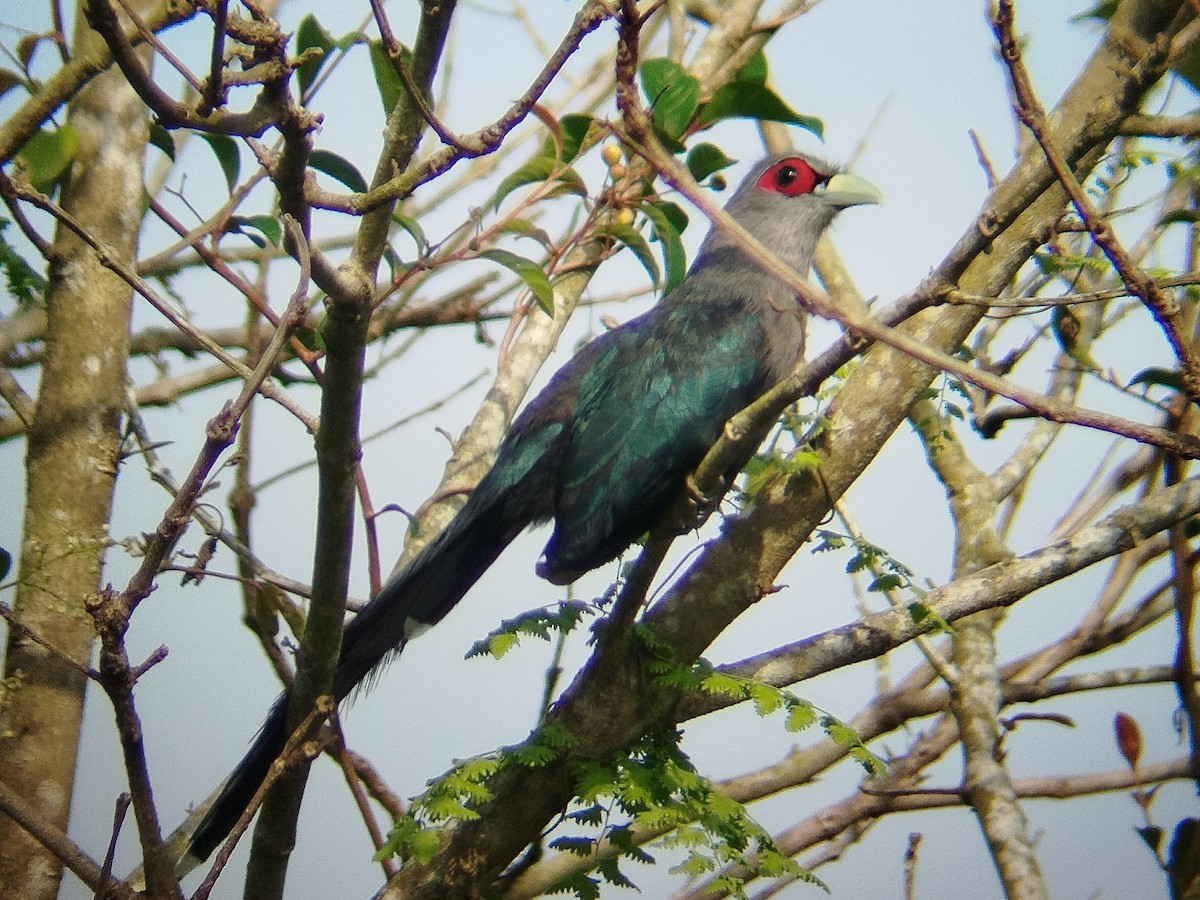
813;529;952;635
551;732;815;899
639;51;822;152
378;721;579;865
466;600;594;661
740;447;821;501
812;529;918;595
635;627;886;776
0;219;47;308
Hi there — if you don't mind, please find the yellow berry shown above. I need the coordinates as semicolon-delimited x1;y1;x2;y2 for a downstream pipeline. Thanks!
615;208;635;227
601;144;623;167
609;163;626;181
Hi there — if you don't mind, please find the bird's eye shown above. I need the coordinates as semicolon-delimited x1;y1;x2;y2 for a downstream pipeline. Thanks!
756;157;820;197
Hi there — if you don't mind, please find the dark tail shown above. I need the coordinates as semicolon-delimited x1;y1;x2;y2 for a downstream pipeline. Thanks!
181;470;544;871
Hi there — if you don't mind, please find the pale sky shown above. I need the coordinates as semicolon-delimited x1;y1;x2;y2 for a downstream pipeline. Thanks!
0;2;1192;898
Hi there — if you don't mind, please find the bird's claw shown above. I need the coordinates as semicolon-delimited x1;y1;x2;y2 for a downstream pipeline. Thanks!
683;474;722;529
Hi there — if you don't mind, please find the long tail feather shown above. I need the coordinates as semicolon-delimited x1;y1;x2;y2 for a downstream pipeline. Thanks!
180;479;536;871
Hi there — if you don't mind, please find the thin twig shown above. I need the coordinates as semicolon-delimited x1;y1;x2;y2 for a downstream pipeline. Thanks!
992;0;1200;406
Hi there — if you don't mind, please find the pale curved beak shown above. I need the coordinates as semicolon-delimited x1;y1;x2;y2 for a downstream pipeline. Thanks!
816;172;881;208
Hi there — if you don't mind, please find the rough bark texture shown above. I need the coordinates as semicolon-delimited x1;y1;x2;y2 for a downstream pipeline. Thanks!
0;9;148;898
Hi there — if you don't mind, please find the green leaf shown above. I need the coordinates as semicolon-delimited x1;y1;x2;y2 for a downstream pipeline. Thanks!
541;113;599;164
748;682;784;717
908;602;953;635
309;148;368;193
686;143;737;183
640;58;701;140
225;214;283;248
368;39;408;116
736;49;769;85
377;816;442;864
824;721;860;749
597;855;636;889
479;631;519;659
509;740;559;767
643;201;687;294
391;210;427;254
602;221;660;289
785;701;816;732
295;14;336;97
549;835;596;856
868;573;902;593
0;546;11;582
568;803;605;826
0;68;21;102
697;82;823;136
1129;366;1183;392
404;826;442;864
294;324;325;353
851;744;888;776
493;156;586;211
480;248;554;314
547;872;601;900
0;219;47;306
423;794;480;821
700;671;749;699
18;126;78;192
199;133;240;192
1072;0;1118;21
1158;209;1200;228
147;122;175;161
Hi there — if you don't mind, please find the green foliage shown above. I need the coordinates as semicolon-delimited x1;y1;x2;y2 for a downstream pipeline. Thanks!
815;529;954;642
508;721;579;768
368;39;407;116
223;215;283;248
640;58;701;143
375;815;442;865
637;628;884;777
639;54;822;151
480;248;556;314
0;546;10;582
599;219;660;290
551;731;816;899
381;721;581;866
740;448;821;500
908;601;953;635
686;142;737;184
295;14;336;96
466;601;592;660
695;81;822;135
17;125;77;192
814;528;926;600
1129;366;1184;394
198;133;240;192
492;155;588;211
147;122;175;161
308;148;369;193
541;113;604;164
642;201;688;294
0;219;47;307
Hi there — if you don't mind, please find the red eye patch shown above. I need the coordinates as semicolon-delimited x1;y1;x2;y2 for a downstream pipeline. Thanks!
755;157;821;196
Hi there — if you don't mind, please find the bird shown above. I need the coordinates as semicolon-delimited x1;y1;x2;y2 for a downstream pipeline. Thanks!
178;152;879;871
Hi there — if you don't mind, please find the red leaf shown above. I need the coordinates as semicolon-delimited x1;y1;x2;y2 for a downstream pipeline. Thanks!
1114;712;1143;770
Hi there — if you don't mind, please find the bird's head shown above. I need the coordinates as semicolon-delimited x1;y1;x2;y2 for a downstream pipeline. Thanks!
696;153;880;275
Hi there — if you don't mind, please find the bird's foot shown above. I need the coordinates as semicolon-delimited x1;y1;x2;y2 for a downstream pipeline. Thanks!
683;473;723;530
